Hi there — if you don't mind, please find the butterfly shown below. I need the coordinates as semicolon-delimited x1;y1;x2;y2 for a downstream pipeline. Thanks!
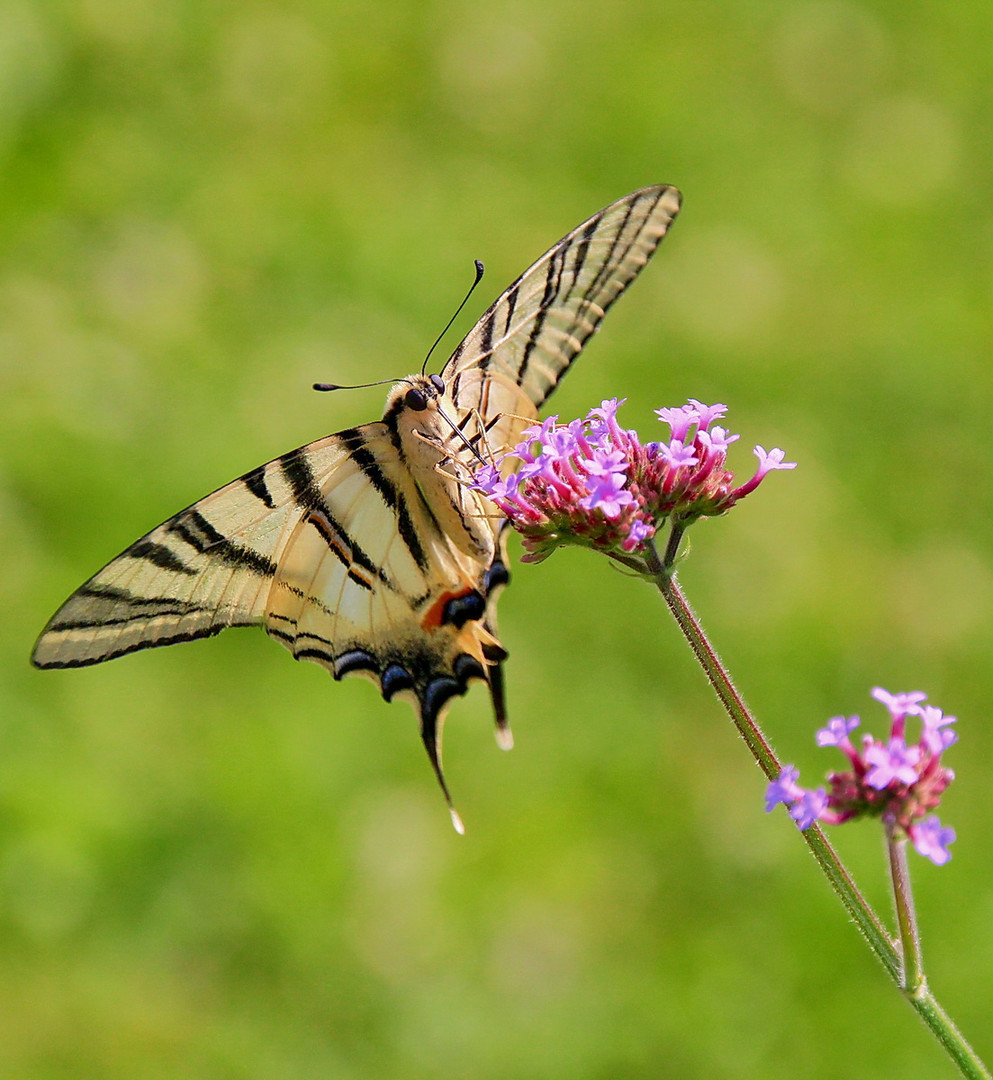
32;185;682;827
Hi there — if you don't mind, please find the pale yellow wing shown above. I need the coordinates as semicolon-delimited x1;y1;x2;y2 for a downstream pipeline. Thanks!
444;185;681;452
260;423;511;810
33;423;510;815
31;439;343;668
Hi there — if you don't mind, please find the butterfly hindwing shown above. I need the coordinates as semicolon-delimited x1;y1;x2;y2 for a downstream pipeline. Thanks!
34;425;505;700
262;423;508;788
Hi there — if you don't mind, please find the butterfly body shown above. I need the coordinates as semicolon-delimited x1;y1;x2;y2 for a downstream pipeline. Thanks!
33;186;682;813
381;372;519;561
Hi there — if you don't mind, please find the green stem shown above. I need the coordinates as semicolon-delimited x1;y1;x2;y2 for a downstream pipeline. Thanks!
647;539;990;1079
888;825;924;993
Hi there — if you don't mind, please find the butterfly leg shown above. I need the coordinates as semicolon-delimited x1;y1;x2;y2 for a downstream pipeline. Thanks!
468;407;514;464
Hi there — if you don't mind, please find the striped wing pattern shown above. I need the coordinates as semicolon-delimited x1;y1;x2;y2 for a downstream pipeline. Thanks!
33;424;512;803
31;441;339;668
33;185;682;813
446;185;681;436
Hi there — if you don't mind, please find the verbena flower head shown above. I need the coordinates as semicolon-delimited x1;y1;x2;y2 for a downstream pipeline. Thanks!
470;398;795;563
766;689;957;865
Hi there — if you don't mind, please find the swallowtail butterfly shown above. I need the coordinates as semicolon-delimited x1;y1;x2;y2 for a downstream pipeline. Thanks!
33;186;682;825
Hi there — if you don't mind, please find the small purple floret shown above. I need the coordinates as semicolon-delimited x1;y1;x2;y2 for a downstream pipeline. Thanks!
816;715;860;747
871;687;927;717
622;519;655;553
765;765;802;812
921;705;958;752
864;738;922;789
580;473;635;518
909;816;956;866
789;788;828;830
657;440;699;468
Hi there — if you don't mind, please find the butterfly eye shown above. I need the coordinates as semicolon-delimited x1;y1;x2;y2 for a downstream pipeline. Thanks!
429;374;445;394
405;387;428;411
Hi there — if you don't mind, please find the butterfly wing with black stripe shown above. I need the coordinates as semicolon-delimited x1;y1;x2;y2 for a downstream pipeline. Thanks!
260;421;512;816
443;184;681;449
31;437;356;669
32;421;511;821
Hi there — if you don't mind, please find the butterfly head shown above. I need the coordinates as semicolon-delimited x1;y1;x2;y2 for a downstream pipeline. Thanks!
384;372;473;471
385;371;456;432
402;372;446;413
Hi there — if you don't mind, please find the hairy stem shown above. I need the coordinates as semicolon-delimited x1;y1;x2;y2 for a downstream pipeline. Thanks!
645;536;989;1079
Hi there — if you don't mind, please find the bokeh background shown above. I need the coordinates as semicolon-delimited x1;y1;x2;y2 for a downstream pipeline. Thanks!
3;1;992;1076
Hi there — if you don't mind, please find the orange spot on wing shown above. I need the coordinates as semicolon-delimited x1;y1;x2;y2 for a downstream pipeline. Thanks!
421;589;472;630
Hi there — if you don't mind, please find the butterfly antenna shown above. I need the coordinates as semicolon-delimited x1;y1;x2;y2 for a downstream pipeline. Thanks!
312;376;409;393
421;259;485;375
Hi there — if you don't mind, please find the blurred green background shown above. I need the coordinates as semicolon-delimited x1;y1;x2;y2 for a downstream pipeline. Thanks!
3;0;992;1076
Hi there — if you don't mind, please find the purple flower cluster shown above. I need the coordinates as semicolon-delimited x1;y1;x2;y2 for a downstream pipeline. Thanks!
471;398;795;563
766;689;958;865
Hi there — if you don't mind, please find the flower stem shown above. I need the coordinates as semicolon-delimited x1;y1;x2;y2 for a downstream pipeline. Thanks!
647;540;990;1079
887;825;924;993
646;538;779;777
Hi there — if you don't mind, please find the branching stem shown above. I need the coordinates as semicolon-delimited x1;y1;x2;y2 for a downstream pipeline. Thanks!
642;532;989;1079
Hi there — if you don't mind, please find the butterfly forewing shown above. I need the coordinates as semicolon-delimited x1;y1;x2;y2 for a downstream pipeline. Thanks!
445;185;681;423
32;185;682;814
31;437;352;668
